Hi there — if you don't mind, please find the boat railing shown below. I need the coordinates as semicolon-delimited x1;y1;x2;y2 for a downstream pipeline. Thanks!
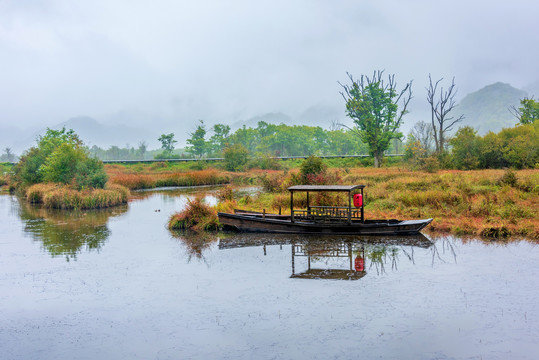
292;206;362;223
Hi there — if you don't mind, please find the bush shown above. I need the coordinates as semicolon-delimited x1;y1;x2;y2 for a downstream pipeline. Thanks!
498;169;518;187
223;144;250;171
300;155;327;183
248;153;281;170
450;127;481;170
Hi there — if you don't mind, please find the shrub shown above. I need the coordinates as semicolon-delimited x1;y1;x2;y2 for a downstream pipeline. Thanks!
248;153;281;170
216;186;234;201
450;126;481;170
224;144;250;171
498;169;518;187
259;173;283;193
300;155;327;183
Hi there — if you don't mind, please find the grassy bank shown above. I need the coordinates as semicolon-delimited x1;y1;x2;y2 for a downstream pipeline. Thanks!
224;168;539;239
106;165;231;190
26;183;130;209
100;162;539;239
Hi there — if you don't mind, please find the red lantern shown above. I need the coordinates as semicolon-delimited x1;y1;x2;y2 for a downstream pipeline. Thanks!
353;193;363;208
355;256;365;272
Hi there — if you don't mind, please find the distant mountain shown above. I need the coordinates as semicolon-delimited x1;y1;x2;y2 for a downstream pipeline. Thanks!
56;116;157;149
5;116;159;154
229;105;344;131
458;82;527;134
230;112;292;130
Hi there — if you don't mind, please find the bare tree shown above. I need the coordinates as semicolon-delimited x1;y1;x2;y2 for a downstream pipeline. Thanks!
3;147;14;162
426;75;464;153
410;120;434;154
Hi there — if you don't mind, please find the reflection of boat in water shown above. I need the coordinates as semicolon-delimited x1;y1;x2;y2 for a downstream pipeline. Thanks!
290;241;367;280
219;233;433;280
219;233;433;250
219;185;432;235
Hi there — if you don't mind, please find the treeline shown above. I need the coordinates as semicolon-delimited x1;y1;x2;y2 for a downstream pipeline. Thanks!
184;120;404;158
405;120;539;170
82;121;404;161
450;122;539;169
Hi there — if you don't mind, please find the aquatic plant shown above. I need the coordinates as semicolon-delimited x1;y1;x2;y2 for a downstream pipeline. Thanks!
168;197;219;231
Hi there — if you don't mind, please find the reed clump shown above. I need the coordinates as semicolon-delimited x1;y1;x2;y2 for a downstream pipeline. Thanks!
26;183;129;209
168;197;219;231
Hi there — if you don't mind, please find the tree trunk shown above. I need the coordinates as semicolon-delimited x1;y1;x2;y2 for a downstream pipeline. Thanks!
374;151;382;168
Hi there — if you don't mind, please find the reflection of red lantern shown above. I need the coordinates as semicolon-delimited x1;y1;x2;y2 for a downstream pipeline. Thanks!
355;256;364;272
353;193;363;208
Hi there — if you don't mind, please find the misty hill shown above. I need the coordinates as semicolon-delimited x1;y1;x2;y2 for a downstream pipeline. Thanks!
230;105;344;131
5;117;159;154
230;112;292;130
458;82;527;134
55;116;158;149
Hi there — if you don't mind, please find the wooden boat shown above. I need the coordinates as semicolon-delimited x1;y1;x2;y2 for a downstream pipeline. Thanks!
218;184;432;235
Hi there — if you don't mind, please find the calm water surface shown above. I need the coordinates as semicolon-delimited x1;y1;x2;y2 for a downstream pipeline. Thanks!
1;187;538;360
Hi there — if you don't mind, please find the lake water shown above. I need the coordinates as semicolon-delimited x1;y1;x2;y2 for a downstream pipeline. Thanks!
1;187;538;360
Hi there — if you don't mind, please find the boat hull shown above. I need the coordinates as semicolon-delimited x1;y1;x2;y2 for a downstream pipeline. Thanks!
218;212;432;235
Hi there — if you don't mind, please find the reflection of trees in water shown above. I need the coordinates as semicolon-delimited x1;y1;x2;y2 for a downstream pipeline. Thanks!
430;236;457;266
170;230;219;263
17;199;128;261
364;236;457;274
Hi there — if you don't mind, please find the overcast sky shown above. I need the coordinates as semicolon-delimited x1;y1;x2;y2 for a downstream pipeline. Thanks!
1;0;538;134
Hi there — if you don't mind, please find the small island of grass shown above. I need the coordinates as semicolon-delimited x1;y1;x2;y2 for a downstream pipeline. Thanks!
12;128;129;209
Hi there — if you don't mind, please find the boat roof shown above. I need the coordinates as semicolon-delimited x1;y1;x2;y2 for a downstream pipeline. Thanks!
288;184;365;192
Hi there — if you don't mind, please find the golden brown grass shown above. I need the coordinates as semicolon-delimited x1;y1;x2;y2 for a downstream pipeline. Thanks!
26;183;130;209
107;167;231;190
238;167;539;239
168;197;219;231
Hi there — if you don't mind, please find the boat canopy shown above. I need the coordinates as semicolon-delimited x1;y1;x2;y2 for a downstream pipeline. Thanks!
287;185;365;192
287;184;366;224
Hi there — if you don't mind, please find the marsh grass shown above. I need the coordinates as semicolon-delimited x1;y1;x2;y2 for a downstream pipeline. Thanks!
25;183;129;209
242;167;539;239
168;197;219;231
108;168;230;190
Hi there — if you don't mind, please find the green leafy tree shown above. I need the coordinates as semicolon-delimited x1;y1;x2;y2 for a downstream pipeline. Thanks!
340;71;412;167
510;97;539;125
186;121;208;158
158;133;177;158
209;123;231;155
223;144;249;171
13;127;107;188
449;126;481;169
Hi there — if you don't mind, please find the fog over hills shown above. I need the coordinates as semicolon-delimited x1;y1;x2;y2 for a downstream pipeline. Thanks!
1;80;536;156
458;83;527;134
